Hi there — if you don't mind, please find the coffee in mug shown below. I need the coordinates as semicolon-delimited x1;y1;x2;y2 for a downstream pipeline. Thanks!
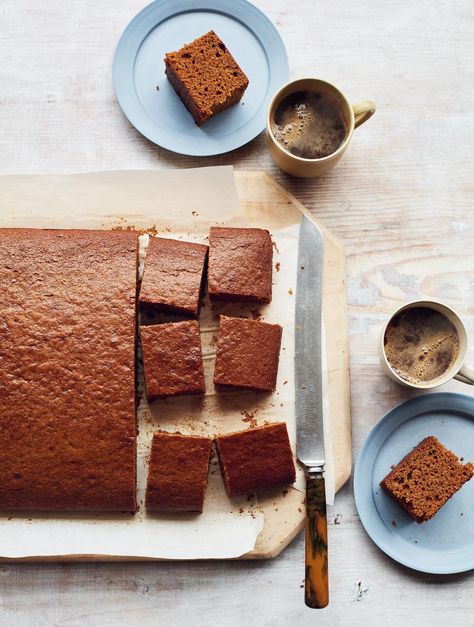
266;78;375;178
380;300;474;389
271;91;346;159
384;306;460;386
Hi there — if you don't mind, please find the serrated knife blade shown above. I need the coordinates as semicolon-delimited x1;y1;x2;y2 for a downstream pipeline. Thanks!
295;214;325;468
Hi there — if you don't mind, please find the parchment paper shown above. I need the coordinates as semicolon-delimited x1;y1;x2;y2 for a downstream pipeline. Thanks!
0;166;333;559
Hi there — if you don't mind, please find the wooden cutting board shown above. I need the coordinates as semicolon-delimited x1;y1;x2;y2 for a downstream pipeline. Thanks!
234;171;351;558
0;169;350;561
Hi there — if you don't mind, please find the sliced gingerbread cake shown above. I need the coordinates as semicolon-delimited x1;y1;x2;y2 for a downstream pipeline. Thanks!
139;236;208;318
207;227;273;303
146;432;213;512
380;436;474;523
140;321;205;400
213;316;282;392
216;423;296;497
164;30;249;125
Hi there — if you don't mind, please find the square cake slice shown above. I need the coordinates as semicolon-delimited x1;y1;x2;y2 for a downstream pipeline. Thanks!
146;432;213;512
140;321;205;400
380;436;474;523
216;423;296;497
0;229;138;512
164;30;249;126
139;236;208;318
208;227;273;303
213;316;282;391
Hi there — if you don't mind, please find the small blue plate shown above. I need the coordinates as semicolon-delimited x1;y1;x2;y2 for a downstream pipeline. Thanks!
354;393;474;574
113;0;288;156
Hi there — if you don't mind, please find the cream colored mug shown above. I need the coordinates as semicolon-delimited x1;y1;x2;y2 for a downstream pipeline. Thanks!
266;78;375;178
380;300;474;390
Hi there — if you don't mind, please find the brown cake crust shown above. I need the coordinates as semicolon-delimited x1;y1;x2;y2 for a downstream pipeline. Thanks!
139;236;208;317
0;229;138;511
146;432;213;512
213;316;282;391
216;423;296;497
164;30;249;126
140;321;205;400
208;227;273;303
380;436;474;523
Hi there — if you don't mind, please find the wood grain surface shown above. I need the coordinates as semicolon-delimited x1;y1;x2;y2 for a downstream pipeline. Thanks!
1;0;473;625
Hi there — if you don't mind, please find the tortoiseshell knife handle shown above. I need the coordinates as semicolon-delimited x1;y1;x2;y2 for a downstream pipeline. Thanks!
304;470;329;608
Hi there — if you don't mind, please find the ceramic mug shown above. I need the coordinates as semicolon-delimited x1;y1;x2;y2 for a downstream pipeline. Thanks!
266;78;375;178
380;299;474;390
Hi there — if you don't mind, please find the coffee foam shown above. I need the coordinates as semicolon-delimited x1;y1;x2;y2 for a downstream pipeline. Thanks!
384;307;460;385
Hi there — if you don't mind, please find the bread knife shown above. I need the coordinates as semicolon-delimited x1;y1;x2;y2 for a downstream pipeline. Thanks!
295;214;328;608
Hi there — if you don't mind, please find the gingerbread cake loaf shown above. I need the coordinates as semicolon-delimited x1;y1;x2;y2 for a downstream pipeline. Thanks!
0;229;138;511
380;436;474;523
164;30;249;126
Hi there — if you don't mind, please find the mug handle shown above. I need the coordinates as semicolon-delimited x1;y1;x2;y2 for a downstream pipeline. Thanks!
352;100;376;128
454;363;474;385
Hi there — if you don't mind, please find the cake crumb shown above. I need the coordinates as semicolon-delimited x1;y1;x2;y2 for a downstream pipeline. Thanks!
353;581;368;602
275;262;280;272
241;410;257;428
288;288;293;295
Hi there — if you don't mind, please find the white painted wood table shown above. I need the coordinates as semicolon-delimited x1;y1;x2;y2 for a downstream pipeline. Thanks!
1;0;473;624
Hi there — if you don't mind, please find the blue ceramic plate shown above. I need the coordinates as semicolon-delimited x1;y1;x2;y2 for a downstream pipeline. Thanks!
354;393;474;574
113;0;288;156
